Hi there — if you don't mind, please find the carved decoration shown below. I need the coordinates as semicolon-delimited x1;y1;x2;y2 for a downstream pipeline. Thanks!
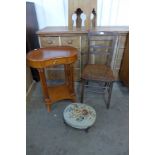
90;8;97;28
75;8;83;28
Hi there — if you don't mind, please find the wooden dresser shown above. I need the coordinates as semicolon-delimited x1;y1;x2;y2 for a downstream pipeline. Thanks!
37;26;129;81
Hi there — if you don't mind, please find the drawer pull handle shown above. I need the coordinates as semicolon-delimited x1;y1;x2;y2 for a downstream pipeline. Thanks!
67;40;73;44
47;40;54;44
53;60;57;64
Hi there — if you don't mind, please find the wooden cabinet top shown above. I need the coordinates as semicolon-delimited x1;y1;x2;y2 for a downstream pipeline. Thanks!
37;26;129;36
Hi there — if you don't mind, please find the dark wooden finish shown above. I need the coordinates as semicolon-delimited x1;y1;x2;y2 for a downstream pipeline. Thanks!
91;8;97;28
27;46;78;112
81;31;117;108
82;64;115;81
26;2;40;81
119;33;129;87
64;64;75;97
26;2;39;51
75;8;83;28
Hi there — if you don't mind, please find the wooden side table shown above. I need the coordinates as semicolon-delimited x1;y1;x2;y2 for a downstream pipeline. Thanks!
27;46;78;112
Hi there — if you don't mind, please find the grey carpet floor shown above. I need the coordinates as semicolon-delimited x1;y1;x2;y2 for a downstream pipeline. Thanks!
26;81;129;155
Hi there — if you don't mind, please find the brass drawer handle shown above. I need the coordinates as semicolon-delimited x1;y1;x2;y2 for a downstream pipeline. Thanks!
67;40;73;44
53;60;58;64
47;40;54;44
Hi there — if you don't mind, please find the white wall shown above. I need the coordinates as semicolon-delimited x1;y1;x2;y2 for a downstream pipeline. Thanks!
27;0;128;29
27;0;68;29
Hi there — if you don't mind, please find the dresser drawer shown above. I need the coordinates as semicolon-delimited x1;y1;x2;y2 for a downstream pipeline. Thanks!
61;36;81;48
89;36;114;47
90;35;114;40
39;36;59;47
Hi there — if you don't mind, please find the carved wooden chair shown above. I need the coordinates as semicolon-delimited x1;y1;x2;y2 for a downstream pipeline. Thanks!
80;31;117;109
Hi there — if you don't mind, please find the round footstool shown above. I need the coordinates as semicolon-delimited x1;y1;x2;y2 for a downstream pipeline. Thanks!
63;103;96;129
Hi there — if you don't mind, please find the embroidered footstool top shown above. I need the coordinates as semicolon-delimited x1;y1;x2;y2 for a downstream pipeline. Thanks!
63;103;96;129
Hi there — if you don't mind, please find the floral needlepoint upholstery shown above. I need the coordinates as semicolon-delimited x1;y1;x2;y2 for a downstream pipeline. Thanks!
63;103;96;129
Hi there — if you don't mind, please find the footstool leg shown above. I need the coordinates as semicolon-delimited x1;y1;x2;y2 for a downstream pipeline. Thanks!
85;127;91;133
47;104;51;112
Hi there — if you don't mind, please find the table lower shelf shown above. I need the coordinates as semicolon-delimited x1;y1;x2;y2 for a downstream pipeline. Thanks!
47;84;76;104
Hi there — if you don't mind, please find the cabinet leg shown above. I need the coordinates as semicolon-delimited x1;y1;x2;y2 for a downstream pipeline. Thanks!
81;79;85;103
71;96;76;102
69;64;75;95
64;64;76;102
64;64;69;86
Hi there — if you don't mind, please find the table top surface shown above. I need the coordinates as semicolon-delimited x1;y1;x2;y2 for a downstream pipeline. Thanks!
27;46;77;62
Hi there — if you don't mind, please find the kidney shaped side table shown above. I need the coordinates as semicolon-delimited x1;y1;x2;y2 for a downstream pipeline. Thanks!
27;46;78;112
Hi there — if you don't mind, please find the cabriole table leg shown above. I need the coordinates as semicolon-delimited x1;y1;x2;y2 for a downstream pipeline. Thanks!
38;68;51;112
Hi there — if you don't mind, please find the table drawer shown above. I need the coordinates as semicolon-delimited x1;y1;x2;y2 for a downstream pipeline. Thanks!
46;59;80;68
61;36;81;48
39;36;59;47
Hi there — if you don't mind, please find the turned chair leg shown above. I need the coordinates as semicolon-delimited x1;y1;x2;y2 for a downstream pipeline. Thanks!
106;82;113;109
80;79;85;103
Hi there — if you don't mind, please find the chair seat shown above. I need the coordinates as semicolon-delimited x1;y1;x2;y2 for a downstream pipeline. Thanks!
82;64;115;81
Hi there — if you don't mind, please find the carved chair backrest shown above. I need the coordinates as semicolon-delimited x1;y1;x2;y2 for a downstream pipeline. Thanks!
87;31;117;67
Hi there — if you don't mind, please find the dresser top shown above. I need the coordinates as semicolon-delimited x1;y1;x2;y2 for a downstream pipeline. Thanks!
37;26;129;36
